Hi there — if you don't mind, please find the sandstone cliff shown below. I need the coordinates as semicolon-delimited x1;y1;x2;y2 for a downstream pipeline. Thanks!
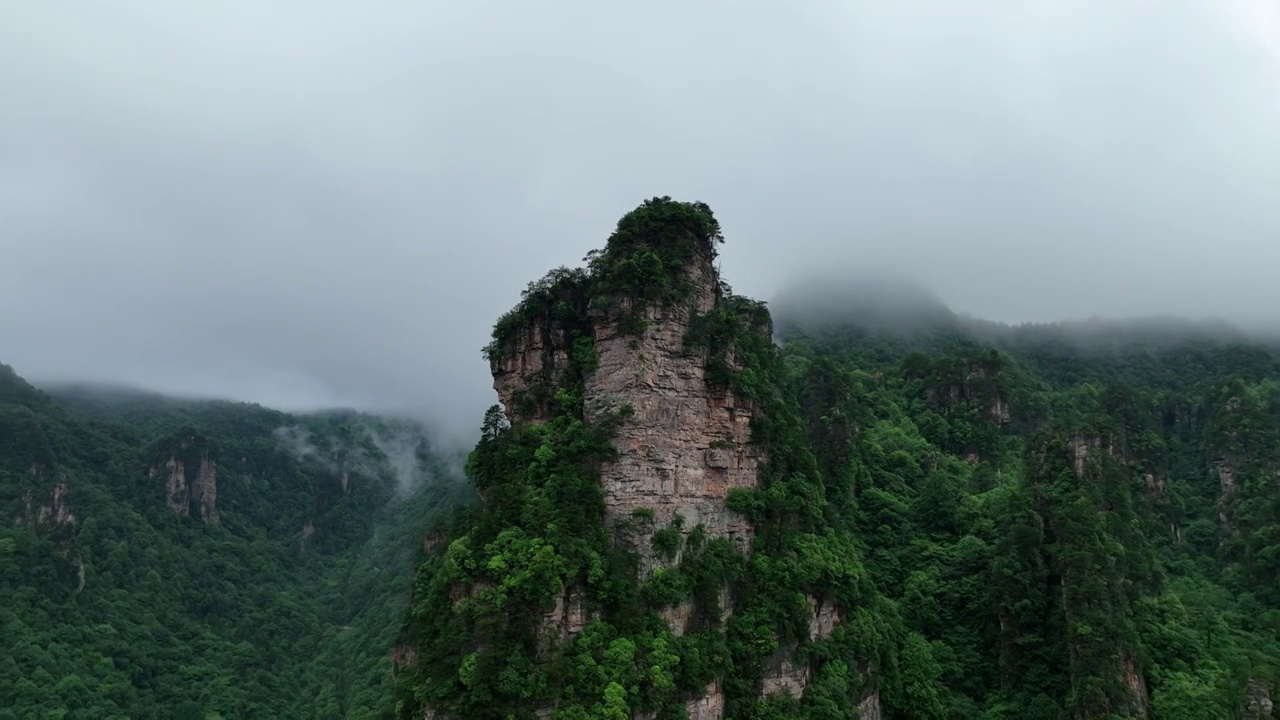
149;432;219;523
20;463;76;528
489;219;763;579
584;241;762;573
397;198;885;720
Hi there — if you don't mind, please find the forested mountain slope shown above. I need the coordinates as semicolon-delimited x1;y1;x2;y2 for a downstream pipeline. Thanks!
6;199;1280;720
0;366;471;719
392;197;1279;720
776;318;1280;719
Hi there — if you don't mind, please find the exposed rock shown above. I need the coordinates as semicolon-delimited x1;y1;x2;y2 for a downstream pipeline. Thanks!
989;396;1012;425
808;595;841;639
1122;654;1149;716
467;209;796;718
492;319;573;424
488;230;766;676
854;689;884;720
1216;459;1238;528
1066;434;1113;479
758;596;843;701
1244;679;1274;720
685;681;725;720
922;357;1011;427
584;245;764;574
41;476;75;526
540;588;588;654
660;599;695;637
19;464;76;528
390;642;418;680
423;529;447;554
150;436;219;523
761;648;809;699
74;556;86;594
22;471;76;528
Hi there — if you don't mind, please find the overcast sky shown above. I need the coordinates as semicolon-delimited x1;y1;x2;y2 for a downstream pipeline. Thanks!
3;0;1278;437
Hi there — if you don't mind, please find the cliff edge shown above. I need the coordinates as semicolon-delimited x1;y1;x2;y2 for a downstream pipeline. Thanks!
393;197;888;720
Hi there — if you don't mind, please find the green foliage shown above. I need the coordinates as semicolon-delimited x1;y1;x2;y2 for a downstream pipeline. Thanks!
0;368;472;719
14;192;1280;719
782;321;1280;719
401;198;1280;720
487;198;725;364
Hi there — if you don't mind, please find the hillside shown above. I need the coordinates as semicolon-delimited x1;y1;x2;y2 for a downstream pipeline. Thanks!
5;199;1280;719
0;366;472;719
392;198;1279;720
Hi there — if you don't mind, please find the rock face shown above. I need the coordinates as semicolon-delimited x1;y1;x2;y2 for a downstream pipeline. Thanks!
37;477;75;526
855;690;884;720
1067;434;1111;478
1122;654;1150;716
150;435;219;523
20;464;76;528
491;241;765;578
484;230;770;717
922;355;1011;427
423;201;877;719
1244;679;1275;720
1216;458;1239;528
758;594;879;714
583;244;763;570
493;319;573;425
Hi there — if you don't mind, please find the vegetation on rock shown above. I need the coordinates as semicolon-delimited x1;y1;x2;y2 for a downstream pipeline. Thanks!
5;198;1280;719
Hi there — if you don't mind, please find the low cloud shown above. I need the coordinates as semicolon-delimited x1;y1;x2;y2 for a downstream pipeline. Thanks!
3;1;1277;433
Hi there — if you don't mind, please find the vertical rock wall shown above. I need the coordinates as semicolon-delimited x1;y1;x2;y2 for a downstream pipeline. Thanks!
583;245;763;570
483;237;769;718
151;437;220;523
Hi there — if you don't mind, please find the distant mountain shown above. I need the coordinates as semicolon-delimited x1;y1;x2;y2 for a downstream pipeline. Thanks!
391;200;1279;720
1;362;472;719
771;272;961;337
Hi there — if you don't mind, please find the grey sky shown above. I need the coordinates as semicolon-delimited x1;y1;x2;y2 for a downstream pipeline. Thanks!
3;1;1278;437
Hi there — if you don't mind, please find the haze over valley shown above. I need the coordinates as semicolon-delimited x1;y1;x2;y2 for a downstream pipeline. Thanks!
4;3;1280;719
4;0;1279;432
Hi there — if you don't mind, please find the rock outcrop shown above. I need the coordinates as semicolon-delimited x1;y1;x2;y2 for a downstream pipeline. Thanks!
1244;679;1275;720
583;242;763;571
475;211;767;717
758;594;881;715
150;433;219;523
20;464;76;528
490;230;764;580
493;319;574;425
405;199;879;720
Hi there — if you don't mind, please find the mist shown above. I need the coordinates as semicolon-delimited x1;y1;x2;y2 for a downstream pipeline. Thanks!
3;1;1278;436
272;416;454;497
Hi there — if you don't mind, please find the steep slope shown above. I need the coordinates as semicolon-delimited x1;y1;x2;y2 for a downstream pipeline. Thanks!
779;316;1280;719
0;366;471;719
397;217;1280;720
392;198;931;720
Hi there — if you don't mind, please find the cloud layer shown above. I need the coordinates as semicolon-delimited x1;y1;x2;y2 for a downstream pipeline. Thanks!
3;1;1278;435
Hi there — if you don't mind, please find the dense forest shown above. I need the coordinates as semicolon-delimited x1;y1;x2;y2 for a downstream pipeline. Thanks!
5;201;1280;720
391;198;1280;720
0;367;472;719
769;318;1280;719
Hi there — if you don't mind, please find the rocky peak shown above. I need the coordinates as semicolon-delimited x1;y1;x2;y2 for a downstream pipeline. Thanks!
486;198;760;575
149;432;219;523
420;198;770;718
